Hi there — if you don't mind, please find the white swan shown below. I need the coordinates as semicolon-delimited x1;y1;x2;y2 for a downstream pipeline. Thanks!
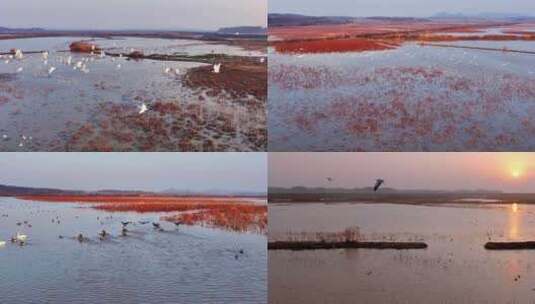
14;49;23;60
16;232;27;242
138;103;148;114
213;63;221;74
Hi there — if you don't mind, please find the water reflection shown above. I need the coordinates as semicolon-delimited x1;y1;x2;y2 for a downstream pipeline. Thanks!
508;203;519;240
269;202;535;304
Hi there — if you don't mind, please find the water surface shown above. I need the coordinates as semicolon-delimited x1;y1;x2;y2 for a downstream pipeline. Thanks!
0;197;266;304
269;202;535;304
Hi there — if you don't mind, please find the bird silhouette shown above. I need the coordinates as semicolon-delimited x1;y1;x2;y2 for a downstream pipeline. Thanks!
373;179;384;192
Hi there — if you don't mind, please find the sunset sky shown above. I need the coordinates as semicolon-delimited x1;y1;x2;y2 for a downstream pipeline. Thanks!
0;153;266;193
1;0;267;30
269;0;535;17
269;153;535;193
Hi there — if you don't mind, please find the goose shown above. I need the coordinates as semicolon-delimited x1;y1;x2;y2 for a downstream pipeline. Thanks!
138;103;148;114
213;63;221;74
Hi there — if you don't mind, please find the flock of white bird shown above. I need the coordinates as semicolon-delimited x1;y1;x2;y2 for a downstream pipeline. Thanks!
0;232;27;247
1;45;267;140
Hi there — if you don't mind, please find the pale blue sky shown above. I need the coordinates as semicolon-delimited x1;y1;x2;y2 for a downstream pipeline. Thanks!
0;153;266;193
1;0;267;30
269;0;535;17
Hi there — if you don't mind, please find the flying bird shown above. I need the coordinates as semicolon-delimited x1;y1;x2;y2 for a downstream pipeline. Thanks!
373;179;384;192
138;103;148;114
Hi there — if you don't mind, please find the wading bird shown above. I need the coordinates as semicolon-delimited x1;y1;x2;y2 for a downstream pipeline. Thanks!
213;63;221;74
373;179;384;192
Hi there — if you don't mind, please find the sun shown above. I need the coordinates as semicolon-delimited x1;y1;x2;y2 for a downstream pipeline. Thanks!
511;169;522;179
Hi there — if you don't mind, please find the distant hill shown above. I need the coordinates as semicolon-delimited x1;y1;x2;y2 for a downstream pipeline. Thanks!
0;26;45;33
269;14;357;27
217;26;267;35
269;14;432;26
0;184;82;196
269;186;502;195
0;183;265;197
431;12;535;20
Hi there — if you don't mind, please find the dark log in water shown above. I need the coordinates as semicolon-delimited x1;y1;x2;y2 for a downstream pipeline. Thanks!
268;241;428;250
419;43;535;55
485;241;535;250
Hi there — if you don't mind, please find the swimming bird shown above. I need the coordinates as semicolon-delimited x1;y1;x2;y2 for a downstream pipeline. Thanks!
213;63;221;74
16;67;23;73
99;230;108;238
121;221;131;227
16;232;27;242
260;57;265;63
121;228;128;236
373;179;384;192
174;221;183;227
164;67;171;74
14;49;23;60
138;103;148;114
116;64;121;70
66;56;72;65
152;222;161;229
48;66;56;75
42;51;49;61
0;241;6;247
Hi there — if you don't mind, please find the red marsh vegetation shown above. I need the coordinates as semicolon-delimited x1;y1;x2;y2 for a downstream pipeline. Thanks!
270;21;535;54
17;195;267;233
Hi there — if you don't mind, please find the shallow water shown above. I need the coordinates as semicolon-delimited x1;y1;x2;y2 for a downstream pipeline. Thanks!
269;29;535;151
0;197;266;304
269;202;535;304
0;37;265;151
